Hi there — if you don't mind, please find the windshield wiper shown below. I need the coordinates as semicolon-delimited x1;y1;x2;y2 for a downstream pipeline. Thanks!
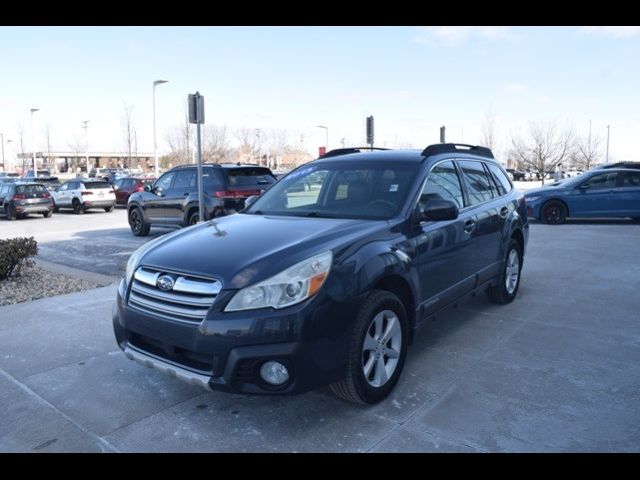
303;211;338;218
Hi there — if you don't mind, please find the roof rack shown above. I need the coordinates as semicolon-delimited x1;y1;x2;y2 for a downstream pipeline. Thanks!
421;143;494;159
319;147;389;159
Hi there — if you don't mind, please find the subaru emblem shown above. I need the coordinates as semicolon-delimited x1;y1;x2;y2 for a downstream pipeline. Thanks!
156;275;175;291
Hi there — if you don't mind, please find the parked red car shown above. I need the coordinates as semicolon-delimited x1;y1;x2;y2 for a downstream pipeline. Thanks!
113;177;155;205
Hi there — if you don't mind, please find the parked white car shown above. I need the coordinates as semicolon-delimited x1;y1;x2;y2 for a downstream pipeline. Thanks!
52;179;116;214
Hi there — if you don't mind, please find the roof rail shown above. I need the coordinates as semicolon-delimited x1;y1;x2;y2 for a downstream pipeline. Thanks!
421;143;494;159
319;147;389;159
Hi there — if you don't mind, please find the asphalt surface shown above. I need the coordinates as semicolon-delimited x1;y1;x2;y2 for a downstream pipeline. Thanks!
1;215;639;452
0;206;170;277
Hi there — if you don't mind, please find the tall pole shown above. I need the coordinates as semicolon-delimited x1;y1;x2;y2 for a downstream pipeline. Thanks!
316;125;328;152
82;120;90;174
605;124;610;165
1;132;5;171
153;80;169;177
30;108;39;177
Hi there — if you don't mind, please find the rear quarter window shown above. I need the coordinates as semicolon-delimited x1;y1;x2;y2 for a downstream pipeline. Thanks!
83;182;111;189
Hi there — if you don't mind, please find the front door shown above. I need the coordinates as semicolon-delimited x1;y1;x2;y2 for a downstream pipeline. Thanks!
416;160;475;316
569;171;618;217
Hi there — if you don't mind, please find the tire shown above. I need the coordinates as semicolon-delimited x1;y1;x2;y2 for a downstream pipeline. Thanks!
188;211;200;226
540;200;567;225
129;207;150;236
104;205;114;213
487;238;522;304
330;290;409;404
72;199;84;215
43;210;52;218
53;203;59;213
5;204;16;221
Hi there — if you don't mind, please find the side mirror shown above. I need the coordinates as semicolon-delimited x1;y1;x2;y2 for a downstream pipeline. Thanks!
144;184;152;192
244;195;258;208
154;186;165;196
578;184;591;190
419;199;459;222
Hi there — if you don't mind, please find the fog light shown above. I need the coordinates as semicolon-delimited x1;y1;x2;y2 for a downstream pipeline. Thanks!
259;361;289;386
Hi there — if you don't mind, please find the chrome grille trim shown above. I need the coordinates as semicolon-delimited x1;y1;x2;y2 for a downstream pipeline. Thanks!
128;267;222;323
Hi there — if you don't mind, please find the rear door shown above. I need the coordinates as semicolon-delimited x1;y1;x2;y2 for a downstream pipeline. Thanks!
220;167;277;211
456;159;503;284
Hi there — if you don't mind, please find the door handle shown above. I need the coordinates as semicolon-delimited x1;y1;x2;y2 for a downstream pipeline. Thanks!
464;219;476;234
183;193;189;196
500;206;509;219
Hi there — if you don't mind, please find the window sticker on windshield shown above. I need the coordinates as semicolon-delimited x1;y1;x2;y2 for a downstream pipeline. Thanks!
389;184;399;192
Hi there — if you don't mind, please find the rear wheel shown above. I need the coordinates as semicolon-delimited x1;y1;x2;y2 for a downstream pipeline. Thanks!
188;211;200;226
72;199;84;215
129;207;150;236
487;238;522;304
330;290;408;404
540;200;567;225
52;203;59;213
43;210;52;218
104;205;114;213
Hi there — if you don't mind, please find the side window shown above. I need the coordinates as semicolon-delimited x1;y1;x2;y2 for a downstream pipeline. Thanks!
486;163;513;196
68;182;78;191
582;172;617;190
421;160;464;209
59;183;68;191
621;172;640;187
154;172;175;191
457;160;496;205
172;170;195;190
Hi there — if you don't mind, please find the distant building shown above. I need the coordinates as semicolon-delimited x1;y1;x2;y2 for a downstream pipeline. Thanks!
16;151;155;173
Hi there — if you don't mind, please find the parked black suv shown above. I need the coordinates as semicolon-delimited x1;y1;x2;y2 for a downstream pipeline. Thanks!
113;144;529;404
127;163;277;236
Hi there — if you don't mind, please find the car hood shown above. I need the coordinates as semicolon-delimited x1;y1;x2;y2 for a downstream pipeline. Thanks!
138;213;389;289
524;183;566;196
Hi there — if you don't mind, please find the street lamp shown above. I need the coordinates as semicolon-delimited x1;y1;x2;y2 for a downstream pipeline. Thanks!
153;79;169;177
82;120;90;175
30;108;39;177
0;132;6;171
316;125;329;152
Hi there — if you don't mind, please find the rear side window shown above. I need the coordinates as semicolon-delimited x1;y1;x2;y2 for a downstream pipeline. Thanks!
457;160;496;205
621;172;640;187
224;168;276;187
83;182;111;189
421;160;464;209
172;170;196;190
202;169;224;189
485;163;513;196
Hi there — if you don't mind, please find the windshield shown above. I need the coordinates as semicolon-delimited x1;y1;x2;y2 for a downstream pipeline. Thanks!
244;161;420;220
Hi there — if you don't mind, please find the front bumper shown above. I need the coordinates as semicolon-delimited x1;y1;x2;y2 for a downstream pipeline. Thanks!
112;278;358;395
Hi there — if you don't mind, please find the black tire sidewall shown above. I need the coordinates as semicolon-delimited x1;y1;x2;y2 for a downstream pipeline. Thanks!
189;212;199;225
348;291;409;404
541;200;566;225
129;208;145;235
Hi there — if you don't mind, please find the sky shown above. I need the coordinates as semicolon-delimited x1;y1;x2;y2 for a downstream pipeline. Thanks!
1;26;639;166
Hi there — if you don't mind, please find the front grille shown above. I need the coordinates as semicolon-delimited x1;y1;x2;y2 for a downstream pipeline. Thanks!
128;333;216;374
128;267;222;323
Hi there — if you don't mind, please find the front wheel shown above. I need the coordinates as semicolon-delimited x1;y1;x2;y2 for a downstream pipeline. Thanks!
43;210;52;218
5;205;16;221
188;211;200;226
540;200;567;225
487;238;522;304
72;199;84;215
129;207;150;236
331;290;408;404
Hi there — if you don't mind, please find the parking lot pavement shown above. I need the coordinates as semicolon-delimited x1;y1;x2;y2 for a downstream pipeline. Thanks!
0;207;170;276
1;219;639;452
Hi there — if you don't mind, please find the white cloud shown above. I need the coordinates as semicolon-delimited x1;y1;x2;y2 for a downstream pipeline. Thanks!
413;26;511;46
537;95;552;104
581;26;640;38
503;82;528;93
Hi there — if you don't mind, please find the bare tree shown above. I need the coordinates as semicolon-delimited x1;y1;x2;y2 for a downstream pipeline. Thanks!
203;125;230;162
16;122;26;172
574;132;602;171
511;122;575;185
234;127;258;162
66;134;85;173
480;110;498;151
165;101;194;166
42;123;54;172
121;103;136;169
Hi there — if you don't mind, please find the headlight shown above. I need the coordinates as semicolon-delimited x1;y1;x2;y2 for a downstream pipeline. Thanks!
525;195;541;203
225;251;333;312
125;230;183;284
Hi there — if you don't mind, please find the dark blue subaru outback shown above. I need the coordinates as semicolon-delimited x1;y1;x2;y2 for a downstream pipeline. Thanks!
113;144;529;404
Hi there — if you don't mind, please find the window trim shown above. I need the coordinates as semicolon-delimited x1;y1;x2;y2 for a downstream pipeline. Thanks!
484;161;513;197
409;158;468;217
455;158;499;208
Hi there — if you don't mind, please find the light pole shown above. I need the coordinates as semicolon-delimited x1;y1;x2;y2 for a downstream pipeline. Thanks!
0;132;5;171
153;79;169;177
316;125;328;152
30;108;39;177
82;120;90;174
255;128;262;165
605;124;610;165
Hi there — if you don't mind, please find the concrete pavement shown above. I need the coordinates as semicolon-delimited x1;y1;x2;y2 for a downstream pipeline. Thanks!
1;220;639;452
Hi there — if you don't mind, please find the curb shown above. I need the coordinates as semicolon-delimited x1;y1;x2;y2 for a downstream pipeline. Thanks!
35;258;120;287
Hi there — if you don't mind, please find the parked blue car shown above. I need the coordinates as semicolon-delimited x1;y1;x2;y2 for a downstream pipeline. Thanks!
524;168;640;224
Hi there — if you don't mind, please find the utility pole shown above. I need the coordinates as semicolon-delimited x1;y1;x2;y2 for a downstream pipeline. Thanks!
82;120;90;174
605;125;610;165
